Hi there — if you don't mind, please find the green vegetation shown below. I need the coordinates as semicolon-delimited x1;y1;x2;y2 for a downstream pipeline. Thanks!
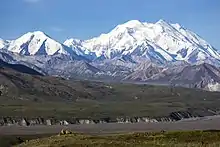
1;69;220;120
1;76;220;120
15;130;220;147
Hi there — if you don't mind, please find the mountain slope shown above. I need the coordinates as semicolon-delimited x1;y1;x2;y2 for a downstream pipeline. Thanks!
147;61;190;82
4;31;81;59
0;58;43;76
144;62;220;91
0;39;9;49
42;56;102;78
169;63;220;91
0;50;47;75
124;62;163;81
0;20;220;85
1;68;220;121
65;20;220;64
1;20;219;66
0;50;101;79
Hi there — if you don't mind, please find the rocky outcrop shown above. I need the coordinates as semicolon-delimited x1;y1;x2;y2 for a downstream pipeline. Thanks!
78;119;95;125
169;111;195;121
46;119;52;126
60;120;69;126
0;109;218;126
170;63;220;91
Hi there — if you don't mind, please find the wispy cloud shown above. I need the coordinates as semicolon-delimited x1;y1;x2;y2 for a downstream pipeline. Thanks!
23;0;41;3
50;27;64;32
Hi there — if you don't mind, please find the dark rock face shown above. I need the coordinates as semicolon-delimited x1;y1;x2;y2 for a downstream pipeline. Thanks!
169;111;195;121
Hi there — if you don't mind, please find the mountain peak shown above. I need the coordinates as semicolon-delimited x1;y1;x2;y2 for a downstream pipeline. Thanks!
114;20;143;30
0;38;10;49
123;20;142;26
156;19;170;24
64;38;82;45
1;20;219;66
29;31;51;38
32;30;47;35
0;39;5;49
5;31;75;56
14;31;50;45
64;19;219;64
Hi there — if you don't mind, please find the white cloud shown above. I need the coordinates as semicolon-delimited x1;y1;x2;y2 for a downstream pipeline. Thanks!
23;0;41;3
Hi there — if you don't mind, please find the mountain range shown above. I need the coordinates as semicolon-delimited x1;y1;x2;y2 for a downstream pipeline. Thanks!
1;19;220;91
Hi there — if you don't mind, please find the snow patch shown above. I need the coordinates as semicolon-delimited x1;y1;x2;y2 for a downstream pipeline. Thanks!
206;83;220;92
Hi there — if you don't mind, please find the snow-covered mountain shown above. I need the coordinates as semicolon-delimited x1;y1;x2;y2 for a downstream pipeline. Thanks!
65;19;220;64
2;31;80;58
1;20;219;65
1;19;220;91
0;39;10;50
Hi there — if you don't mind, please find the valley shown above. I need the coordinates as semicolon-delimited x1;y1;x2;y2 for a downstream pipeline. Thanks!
0;62;220;125
1;0;220;145
0;20;220;147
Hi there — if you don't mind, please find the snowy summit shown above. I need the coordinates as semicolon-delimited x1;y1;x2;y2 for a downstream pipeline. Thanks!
64;20;220;64
1;20;220;65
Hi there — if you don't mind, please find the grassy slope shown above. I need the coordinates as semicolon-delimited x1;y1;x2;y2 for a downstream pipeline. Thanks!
1;69;220;119
15;130;220;147
0;134;53;147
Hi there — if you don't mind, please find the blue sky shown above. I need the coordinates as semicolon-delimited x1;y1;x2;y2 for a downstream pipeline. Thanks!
0;0;220;48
